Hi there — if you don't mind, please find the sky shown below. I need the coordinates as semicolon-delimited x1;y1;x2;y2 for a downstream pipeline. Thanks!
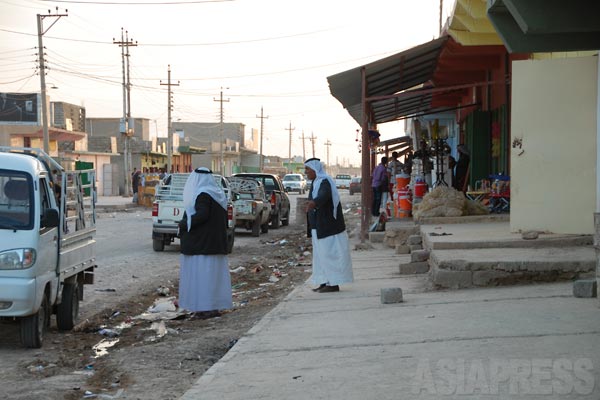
0;0;455;166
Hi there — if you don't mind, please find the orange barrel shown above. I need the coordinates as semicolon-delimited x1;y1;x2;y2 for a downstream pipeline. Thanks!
414;180;428;198
396;187;412;218
395;173;410;191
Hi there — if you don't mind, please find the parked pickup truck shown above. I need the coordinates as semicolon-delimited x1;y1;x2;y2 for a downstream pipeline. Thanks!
227;177;271;237
232;173;290;228
0;147;97;348
334;174;352;189
152;173;235;252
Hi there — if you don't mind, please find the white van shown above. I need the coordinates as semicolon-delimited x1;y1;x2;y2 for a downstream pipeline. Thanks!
0;147;96;348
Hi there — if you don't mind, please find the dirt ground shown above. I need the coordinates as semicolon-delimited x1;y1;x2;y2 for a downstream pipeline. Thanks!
0;201;363;400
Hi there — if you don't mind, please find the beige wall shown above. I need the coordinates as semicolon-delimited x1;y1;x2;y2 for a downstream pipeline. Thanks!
511;56;598;234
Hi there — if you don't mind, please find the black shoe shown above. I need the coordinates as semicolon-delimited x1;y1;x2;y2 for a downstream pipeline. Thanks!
312;284;326;292
317;285;339;293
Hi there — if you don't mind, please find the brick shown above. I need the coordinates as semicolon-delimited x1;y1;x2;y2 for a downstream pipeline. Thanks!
573;279;598;298
411;249;430;263
433;269;472;289
368;231;385;243
399;262;429;275
409;244;423;252
395;245;411;254
407;235;422;245
380;288;403;304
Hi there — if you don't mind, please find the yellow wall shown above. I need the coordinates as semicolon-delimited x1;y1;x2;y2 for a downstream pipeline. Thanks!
511;56;598;234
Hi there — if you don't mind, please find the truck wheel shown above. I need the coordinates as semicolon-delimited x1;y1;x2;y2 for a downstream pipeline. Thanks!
251;220;260;237
281;209;290;226
21;292;49;348
270;211;280;229
153;238;165;251
57;282;79;331
261;220;269;233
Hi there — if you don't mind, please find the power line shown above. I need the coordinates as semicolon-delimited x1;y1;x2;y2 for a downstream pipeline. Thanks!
41;0;233;4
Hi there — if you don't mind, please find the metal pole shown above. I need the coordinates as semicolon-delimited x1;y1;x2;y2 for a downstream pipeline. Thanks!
37;14;49;154
219;89;224;175
167;65;172;172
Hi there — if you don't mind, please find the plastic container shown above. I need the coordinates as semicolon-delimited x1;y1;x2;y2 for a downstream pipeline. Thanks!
396;187;412;218
395;173;410;190
414;180;428;198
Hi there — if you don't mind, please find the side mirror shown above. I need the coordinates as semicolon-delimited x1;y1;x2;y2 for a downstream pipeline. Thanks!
42;208;59;228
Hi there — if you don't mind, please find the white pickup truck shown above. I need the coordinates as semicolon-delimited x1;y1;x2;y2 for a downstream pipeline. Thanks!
0;147;96;348
152;173;235;252
334;174;352;189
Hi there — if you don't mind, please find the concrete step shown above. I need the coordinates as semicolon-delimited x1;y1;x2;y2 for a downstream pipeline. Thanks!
420;223;593;250
429;246;595;289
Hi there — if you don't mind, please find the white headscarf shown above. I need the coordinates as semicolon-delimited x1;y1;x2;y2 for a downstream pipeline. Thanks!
182;168;228;231
304;159;340;219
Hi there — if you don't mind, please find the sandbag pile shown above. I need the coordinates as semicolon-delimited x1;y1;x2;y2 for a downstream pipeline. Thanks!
413;186;489;219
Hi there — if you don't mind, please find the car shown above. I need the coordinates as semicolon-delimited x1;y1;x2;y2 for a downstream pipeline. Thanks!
282;173;307;194
334;174;352;189
349;176;362;195
232;173;291;228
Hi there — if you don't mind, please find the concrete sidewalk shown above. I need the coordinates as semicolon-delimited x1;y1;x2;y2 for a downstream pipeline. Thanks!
180;239;600;399
95;195;144;211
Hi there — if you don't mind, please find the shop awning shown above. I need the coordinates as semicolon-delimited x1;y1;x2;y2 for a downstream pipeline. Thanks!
328;35;509;126
327;36;449;125
487;0;600;52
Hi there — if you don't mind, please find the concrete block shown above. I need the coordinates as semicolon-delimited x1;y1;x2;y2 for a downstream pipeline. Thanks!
399;262;429;275
522;231;539;240
407;235;422;245
409;244;423;252
380;288;403;304
472;270;508;286
573;279;598;298
368;231;385;243
433;269;472;289
411;249;430;263
395;245;410;254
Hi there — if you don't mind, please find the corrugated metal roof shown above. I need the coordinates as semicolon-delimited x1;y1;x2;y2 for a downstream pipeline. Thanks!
327;36;449;125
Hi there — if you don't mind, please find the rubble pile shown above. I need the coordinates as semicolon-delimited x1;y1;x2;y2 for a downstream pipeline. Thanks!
413;186;489;219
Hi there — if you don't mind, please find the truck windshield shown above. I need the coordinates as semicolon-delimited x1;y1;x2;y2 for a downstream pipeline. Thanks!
0;171;34;230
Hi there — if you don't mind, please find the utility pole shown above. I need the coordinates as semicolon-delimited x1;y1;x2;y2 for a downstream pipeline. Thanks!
299;130;307;161
324;139;332;167
285;121;295;172
160;65;179;173
309;131;317;158
37;7;68;154
439;0;444;36
214;87;229;175
256;107;268;171
113;28;136;196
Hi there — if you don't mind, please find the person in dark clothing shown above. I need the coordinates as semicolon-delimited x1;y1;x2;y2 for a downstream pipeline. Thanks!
454;144;470;193
177;167;232;317
131;168;141;202
371;156;389;217
305;158;353;293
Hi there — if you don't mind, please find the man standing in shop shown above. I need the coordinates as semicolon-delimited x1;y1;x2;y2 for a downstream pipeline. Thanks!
371;156;388;217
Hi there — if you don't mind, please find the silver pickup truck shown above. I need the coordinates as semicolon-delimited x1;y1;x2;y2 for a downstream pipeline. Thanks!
228;177;271;237
152;173;235;252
